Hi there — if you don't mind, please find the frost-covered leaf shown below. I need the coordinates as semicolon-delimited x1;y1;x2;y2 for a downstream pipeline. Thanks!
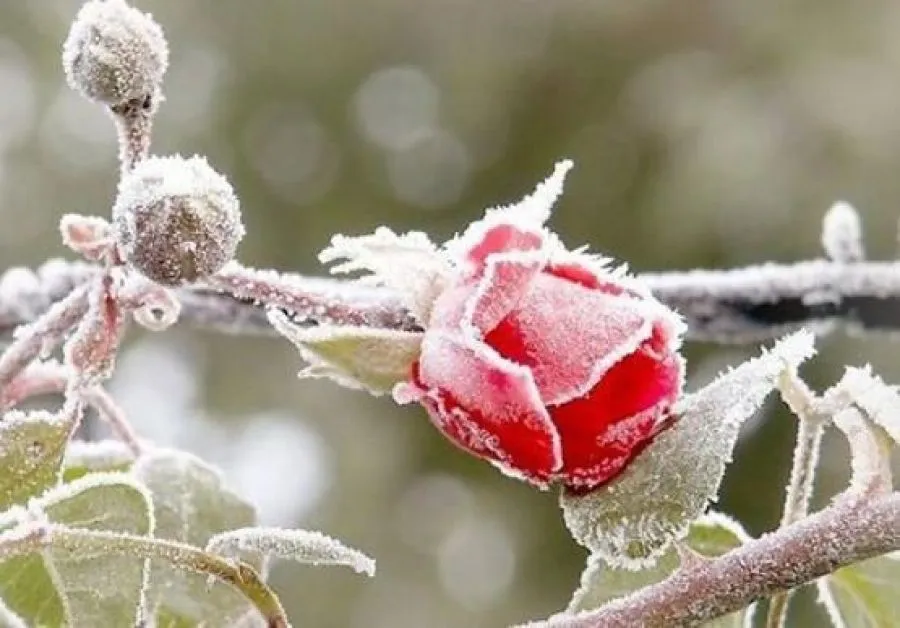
832;366;900;445
0;410;71;510
207;527;375;577
131;449;261;626
62;438;136;483
562;331;815;567
0;473;152;627
817;552;900;627
567;513;755;626
320;226;450;323
269;309;422;395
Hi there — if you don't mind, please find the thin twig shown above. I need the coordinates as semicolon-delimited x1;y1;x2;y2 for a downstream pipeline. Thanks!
0;361;142;455
0;283;90;392
526;492;900;628
7;259;900;343
766;371;828;627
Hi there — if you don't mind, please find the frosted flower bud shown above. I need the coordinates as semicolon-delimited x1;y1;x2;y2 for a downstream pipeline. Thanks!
62;0;168;106
113;155;245;286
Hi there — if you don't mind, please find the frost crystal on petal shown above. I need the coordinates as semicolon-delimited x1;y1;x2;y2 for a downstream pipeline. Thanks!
269;310;423;395
319;227;450;323
561;330;815;568
821;201;864;263
206;527;375;577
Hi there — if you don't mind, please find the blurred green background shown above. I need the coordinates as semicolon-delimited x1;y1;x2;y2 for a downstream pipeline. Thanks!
2;1;900;626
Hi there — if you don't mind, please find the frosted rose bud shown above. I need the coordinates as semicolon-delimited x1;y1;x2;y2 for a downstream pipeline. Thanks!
314;161;687;491
62;0;168;106
112;155;244;286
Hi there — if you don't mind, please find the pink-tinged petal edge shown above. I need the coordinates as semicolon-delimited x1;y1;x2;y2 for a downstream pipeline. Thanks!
394;330;563;486
464;249;546;335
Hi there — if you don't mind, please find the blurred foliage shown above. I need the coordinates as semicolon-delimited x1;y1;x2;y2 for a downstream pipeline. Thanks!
3;0;900;625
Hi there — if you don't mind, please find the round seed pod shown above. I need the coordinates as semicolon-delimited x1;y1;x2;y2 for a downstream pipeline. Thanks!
62;0;168;106
113;155;245;286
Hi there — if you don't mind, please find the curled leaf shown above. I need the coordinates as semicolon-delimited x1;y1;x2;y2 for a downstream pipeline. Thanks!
832;408;892;495
207;527;375;577
269;309;422;395
561;330;815;567
832;366;900;445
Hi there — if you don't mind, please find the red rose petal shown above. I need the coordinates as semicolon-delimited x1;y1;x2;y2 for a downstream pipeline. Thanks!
467;251;545;334
548;330;683;489
416;330;562;483
484;272;653;405
462;223;543;275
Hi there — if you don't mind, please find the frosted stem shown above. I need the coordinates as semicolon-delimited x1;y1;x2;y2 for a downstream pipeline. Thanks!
0;361;142;455
110;96;155;173
10;259;900;343
0;283;90;393
766;370;826;628
208;263;419;331
528;492;900;628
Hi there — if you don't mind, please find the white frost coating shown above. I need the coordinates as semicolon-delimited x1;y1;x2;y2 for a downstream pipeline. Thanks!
28;471;152;523
269;309;423;395
130;447;265;626
821;202;864;263
832;408;892;494
320;227;450;323
0;597;27;628
832;366;900;444
112;155;244;286
206;527;376;577
444;160;574;266
64;439;137;473
561;330;815;568
62;0;169;105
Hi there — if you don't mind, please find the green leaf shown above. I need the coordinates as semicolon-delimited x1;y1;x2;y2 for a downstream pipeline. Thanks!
817;552;900;627
269;310;422;395
0;473;153;627
0;410;72;510
561;331;816;568
568;513;755;627
207;527;376;576
131;449;261;626
62;439;136;483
